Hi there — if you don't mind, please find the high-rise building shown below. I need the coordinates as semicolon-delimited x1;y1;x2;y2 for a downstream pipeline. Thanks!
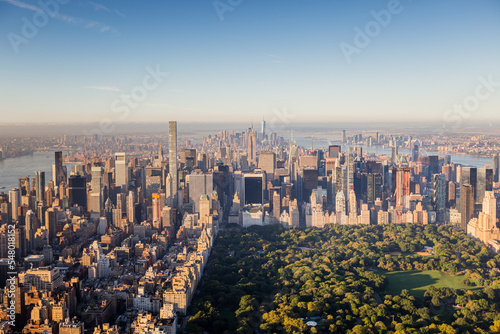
476;168;493;204
348;189;357;215
448;181;456;207
367;173;382;205
412;142;419;162
54;151;67;185
391;146;398;164
272;191;281;222
347;148;354;190
431;174;446;223
115;153;128;191
45;208;57;244
25;210;35;253
186;173;213;213
127;191;135;223
248;128;257;166
354;146;363;158
152;193;161;224
336;190;346;224
258;151;276;180
18;176;30;197
428;155;439;177
342;130;346;143
169;121;178;193
460;167;477;203
460;184;474;232
90;166;103;214
395;167;410;208
261;117;266;140
493;153;500;183
244;174;264;205
35;171;45;205
68;175;87;210
180;149;196;170
9;188;20;222
328;145;341;159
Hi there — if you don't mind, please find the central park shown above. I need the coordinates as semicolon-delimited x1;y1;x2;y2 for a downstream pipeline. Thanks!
185;224;500;334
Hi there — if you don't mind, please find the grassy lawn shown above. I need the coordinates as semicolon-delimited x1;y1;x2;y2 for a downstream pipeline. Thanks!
383;270;474;299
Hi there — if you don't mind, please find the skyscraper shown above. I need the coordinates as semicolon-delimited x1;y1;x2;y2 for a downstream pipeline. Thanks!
493;153;500;183
336;190;346;224
431;174;446;223
248;128;257;166
412;142;419;162
152;193;161;224
9;188;20;222
258;151;276;179
428;155;439;177
342;130;346;143
169;121;178;193
18;176;30;197
460;167;477;203
395;167;410;208
476;168;493;204
460;184;474;232
261;117;266;140
25;210;35;253
54;151;66;185
367;173;382;205
115;153;128;191
127;191;135;223
68;174;87;210
90;166;103;214
328;145;341;159
35;171;45;205
45;208;57;244
391;146;398;165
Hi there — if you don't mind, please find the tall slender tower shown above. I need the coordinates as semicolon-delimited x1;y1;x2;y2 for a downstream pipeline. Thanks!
54;151;66;185
493;153;500;183
169;121;178;193
261;117;266;140
90;167;103;214
25;210;35;253
35;171;45;205
248;127;257;166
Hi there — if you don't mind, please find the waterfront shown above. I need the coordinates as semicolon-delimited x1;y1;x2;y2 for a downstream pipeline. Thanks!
0;151;70;192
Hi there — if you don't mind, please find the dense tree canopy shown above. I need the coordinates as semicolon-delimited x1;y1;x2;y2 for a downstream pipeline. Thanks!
187;224;500;333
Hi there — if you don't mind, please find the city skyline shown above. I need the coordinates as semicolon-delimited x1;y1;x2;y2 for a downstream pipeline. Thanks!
1;0;500;124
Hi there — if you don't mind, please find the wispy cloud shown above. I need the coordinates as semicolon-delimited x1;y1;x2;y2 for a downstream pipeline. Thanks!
87;1;126;19
265;53;283;64
1;0;118;34
88;1;110;12
86;86;122;92
114;9;126;18
1;0;38;11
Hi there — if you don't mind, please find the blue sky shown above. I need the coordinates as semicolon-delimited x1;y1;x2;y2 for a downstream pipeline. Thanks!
0;0;499;125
